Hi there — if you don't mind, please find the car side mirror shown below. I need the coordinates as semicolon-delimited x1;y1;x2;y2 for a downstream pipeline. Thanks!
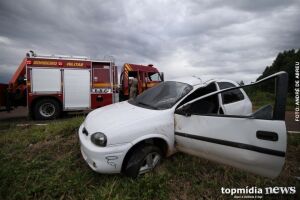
251;104;273;120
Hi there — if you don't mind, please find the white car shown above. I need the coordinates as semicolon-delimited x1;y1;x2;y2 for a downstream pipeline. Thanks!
79;72;288;178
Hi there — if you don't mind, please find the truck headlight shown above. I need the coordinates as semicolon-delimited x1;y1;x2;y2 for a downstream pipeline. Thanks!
91;132;107;147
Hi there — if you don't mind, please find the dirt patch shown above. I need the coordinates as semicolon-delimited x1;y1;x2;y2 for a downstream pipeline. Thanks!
285;111;300;132
0;107;28;121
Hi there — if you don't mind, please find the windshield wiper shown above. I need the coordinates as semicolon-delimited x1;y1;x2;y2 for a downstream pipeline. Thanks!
136;101;158;110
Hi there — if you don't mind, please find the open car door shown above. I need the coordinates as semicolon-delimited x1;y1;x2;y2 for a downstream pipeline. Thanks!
174;72;288;178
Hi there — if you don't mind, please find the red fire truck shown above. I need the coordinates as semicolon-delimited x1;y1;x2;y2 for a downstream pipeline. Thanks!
0;52;164;120
119;63;164;100
0;52;118;120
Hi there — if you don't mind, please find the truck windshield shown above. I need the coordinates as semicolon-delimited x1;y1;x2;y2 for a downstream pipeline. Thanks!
129;81;193;110
149;72;161;81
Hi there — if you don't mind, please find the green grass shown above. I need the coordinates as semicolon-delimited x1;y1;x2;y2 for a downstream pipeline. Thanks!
245;90;294;111
0;117;299;200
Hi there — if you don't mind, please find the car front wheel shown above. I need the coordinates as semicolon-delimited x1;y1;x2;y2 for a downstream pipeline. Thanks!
124;145;162;178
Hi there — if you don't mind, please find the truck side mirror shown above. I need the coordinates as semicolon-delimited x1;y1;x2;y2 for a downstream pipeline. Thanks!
160;72;164;81
17;76;26;85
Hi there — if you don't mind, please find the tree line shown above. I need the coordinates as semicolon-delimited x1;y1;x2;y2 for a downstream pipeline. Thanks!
256;49;300;95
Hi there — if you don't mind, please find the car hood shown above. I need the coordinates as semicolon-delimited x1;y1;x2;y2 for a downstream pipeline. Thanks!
84;101;162;134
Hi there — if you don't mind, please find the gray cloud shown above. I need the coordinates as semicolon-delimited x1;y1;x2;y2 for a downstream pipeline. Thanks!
0;0;299;84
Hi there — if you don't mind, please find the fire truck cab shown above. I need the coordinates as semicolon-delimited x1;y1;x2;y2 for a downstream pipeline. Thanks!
1;52;118;120
119;63;164;101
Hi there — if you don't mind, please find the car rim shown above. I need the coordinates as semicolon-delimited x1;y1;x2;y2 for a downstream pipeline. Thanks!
139;152;161;174
39;103;55;117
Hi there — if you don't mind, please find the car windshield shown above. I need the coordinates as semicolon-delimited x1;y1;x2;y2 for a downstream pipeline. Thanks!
129;81;193;110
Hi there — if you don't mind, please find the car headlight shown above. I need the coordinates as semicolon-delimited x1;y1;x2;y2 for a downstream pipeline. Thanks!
91;132;107;147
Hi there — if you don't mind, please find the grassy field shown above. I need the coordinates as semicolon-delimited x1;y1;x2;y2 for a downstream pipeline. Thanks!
244;90;294;111
0;117;299;200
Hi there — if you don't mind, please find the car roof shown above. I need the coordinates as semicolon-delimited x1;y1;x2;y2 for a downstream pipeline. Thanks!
169;76;239;88
169;76;203;86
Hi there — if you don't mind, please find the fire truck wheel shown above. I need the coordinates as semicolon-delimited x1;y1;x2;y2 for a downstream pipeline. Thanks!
124;145;162;178
34;98;61;120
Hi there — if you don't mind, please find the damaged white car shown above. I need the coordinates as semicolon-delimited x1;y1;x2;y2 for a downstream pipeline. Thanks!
79;72;288;178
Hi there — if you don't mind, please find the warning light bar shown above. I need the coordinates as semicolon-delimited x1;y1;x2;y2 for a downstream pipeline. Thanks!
26;60;32;65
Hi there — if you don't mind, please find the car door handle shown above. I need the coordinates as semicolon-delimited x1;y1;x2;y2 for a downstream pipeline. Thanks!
256;131;278;141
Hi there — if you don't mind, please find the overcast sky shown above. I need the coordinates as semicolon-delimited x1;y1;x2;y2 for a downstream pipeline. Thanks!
0;0;299;84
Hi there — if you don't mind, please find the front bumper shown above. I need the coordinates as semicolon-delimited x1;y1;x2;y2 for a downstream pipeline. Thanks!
79;124;132;174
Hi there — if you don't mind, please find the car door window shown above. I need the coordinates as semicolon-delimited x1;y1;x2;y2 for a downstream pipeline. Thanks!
180;76;281;120
178;82;218;107
218;82;244;104
177;82;219;115
186;97;219;115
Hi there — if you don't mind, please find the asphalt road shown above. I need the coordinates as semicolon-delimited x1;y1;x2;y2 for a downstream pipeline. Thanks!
0;107;299;132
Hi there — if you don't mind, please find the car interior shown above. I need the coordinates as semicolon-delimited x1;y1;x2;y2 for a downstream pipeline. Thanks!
177;82;219;115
